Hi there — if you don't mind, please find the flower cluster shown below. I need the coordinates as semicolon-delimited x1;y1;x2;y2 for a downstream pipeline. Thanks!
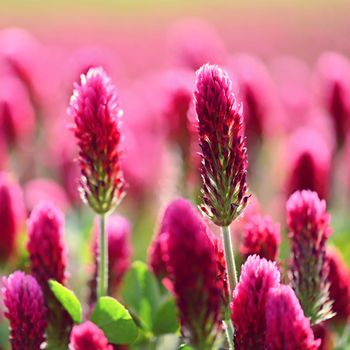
194;64;249;226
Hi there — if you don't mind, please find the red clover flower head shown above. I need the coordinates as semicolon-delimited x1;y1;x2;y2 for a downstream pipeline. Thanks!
2;271;47;350
240;214;281;261
265;285;321;350
69;321;113;350
194;63;249;226
231;255;280;350
287;190;333;324
68;66;125;214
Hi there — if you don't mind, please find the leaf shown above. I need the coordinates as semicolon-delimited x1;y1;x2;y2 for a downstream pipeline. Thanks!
91;296;139;344
48;280;82;324
153;297;179;335
178;345;195;350
120;261;160;331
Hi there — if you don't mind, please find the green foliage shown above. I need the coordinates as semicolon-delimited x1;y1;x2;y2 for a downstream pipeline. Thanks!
91;296;139;344
48;280;82;324
153;297;179;335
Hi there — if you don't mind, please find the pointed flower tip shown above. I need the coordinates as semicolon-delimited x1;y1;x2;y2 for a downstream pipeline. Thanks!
68;66;125;214
194;63;249;226
2;271;47;350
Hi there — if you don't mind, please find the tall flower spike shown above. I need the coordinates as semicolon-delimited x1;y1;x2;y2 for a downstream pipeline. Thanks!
27;201;72;348
194;63;249;226
0;172;25;264
240;214;281;261
287;190;334;325
68;66;125;214
2;271;48;350
231;255;280;350
265;285;321;350
69;321;113;350
160;198;222;349
89;215;132;304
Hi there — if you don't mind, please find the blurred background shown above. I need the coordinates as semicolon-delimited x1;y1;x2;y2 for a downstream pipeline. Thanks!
1;0;350;347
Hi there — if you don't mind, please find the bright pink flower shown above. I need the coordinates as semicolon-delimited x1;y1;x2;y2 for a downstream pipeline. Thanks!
68;67;125;213
286;128;331;200
69;321;112;350
231;255;280;350
2;271;47;350
265;285;321;350
0;75;35;146
0;172;25;263
158;198;222;348
287;190;333;324
89;215;132;303
194;63;249;226
240;215;281;261
327;249;350;322
27;201;67;289
315;52;350;148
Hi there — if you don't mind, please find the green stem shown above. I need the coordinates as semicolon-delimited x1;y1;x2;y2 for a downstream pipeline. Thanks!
97;214;108;298
221;225;238;295
223;319;235;350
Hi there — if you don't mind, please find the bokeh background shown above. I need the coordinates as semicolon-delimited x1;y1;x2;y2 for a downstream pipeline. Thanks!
1;0;350;347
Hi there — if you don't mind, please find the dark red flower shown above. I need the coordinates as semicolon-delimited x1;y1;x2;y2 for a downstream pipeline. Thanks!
2;271;48;350
68;67;125;213
231;255;280;350
69;321;113;350
287;190;333;324
265;285;321;350
240;214;281;261
194;63;249;226
156;198;222;349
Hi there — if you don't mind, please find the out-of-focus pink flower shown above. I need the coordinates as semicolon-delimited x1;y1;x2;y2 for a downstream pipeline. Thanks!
240;215;281;261
194;63;249;226
265;285;321;350
2;271;47;350
167;19;227;70
313;324;334;350
285;128;331;200
24;178;70;213
231;255;280;350
287;190;333;324
0;75;35;146
315;52;350;149
0;172;25;264
327;248;350;322
69;321;113;350
68;67;125;213
89;215;132;303
27;201;67;289
27;201;72;346
156;198;222;348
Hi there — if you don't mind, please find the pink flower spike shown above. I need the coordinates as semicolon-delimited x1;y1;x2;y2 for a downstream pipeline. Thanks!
69;321;113;350
265;285;321;350
2;271;47;350
240;214;281;261
194;63;249;226
68;66;125;214
287;190;333;324
231;255;280;350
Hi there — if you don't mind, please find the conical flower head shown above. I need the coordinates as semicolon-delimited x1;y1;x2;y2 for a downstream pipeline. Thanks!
287;190;333;324
69;321;112;350
231;255;280;350
2;271;48;350
240;214;281;261
159;198;222;349
265;285;321;350
194;63;249;226
68;67;125;214
0;172;25;264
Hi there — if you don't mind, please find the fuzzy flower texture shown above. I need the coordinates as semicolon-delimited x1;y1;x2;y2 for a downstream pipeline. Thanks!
2;271;47;350
68;67;125;214
194;64;249;226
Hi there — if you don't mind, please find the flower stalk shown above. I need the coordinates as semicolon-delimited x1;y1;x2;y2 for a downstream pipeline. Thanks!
98;213;107;298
